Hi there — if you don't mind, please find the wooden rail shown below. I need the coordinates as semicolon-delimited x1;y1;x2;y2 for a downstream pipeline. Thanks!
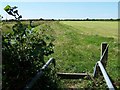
24;58;55;90
57;72;90;79
93;42;115;90
98;61;115;89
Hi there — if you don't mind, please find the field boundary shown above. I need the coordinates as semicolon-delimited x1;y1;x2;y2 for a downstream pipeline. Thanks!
23;42;115;90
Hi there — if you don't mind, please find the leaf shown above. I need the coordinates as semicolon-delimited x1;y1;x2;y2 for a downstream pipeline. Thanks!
18;15;22;19
4;5;11;12
11;40;16;44
13;10;18;14
12;6;18;9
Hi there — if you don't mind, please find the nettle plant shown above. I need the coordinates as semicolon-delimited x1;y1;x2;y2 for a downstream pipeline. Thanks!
2;5;55;89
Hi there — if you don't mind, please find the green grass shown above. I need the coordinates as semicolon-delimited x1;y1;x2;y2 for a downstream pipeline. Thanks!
2;21;119;88
49;21;119;88
1;21;46;33
61;21;118;39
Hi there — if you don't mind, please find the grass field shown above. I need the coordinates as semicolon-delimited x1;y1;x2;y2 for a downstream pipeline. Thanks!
2;21;119;88
61;21;118;39
49;21;119;88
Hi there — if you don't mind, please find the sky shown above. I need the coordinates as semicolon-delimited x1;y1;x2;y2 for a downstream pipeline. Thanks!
0;0;119;2
0;1;119;19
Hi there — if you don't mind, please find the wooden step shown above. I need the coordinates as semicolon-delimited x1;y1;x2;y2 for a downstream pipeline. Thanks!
57;72;90;79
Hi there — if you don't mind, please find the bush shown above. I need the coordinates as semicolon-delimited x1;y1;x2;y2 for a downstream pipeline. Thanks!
2;5;59;90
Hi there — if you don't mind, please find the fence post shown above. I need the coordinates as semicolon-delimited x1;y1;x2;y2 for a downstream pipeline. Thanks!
93;42;108;77
100;42;108;68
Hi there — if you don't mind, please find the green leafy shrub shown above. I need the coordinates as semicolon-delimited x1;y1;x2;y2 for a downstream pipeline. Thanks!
2;5;59;90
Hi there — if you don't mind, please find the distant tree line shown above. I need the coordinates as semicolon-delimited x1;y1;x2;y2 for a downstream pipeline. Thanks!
59;18;120;21
2;18;120;22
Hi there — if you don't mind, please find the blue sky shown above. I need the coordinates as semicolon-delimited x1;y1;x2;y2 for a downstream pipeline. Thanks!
0;2;118;19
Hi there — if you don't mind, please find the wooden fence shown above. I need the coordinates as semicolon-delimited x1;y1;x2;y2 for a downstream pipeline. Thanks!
23;42;115;90
93;42;115;90
57;42;115;90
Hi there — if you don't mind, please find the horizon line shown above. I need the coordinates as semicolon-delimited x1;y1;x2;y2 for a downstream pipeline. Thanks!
2;18;120;20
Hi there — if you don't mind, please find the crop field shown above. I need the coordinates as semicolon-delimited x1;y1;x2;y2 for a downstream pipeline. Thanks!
2;21;119;88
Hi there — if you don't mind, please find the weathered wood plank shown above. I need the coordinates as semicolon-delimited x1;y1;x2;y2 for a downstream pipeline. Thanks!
24;58;55;90
100;42;108;68
57;72;90;79
98;61;115;90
